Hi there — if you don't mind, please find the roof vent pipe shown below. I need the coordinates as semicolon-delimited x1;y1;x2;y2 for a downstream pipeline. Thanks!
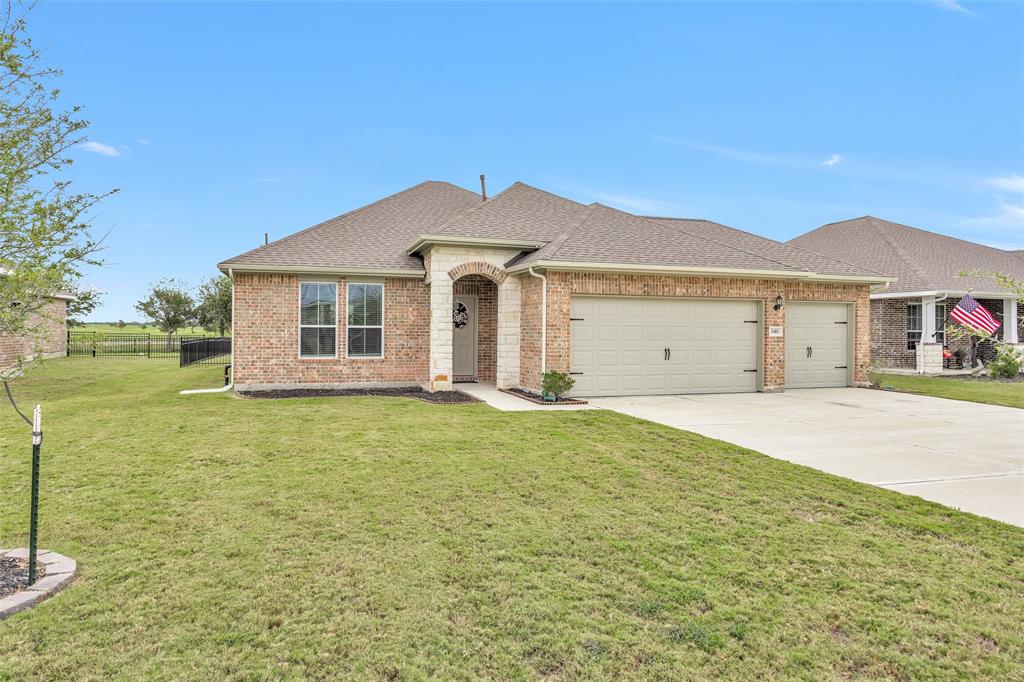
479;174;487;201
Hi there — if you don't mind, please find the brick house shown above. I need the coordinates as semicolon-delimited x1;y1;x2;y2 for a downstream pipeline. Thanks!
0;296;71;370
218;181;892;396
790;217;1024;370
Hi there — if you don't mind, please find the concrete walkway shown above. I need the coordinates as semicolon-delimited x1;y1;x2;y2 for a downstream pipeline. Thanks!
457;382;596;412
592;388;1024;527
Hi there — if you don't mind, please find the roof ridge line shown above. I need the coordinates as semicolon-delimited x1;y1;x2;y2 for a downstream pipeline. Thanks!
865;217;931;287
639;209;808;273
433;181;526;235
221;180;468;264
543;204;602;260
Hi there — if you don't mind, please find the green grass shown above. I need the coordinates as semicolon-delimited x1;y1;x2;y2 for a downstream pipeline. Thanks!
873;372;1024;409
1;359;1021;679
74;323;224;336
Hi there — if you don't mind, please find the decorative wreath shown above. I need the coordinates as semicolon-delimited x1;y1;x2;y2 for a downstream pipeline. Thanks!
452;302;469;328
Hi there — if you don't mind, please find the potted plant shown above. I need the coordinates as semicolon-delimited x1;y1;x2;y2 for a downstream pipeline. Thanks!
541;371;575;402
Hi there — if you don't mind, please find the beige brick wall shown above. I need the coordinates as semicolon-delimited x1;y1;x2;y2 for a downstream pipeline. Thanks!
519;271;871;391
233;273;429;388
0;298;67;370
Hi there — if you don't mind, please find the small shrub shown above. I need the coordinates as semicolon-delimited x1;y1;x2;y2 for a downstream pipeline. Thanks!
986;346;1021;379
541;370;575;399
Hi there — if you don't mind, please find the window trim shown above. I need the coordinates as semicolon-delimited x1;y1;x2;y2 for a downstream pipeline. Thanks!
907;301;923;351
346;281;385;359
298;281;339;359
934;303;946;346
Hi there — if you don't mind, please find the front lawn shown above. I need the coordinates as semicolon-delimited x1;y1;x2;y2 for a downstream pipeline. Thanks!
1;359;1021;679
873;372;1024;409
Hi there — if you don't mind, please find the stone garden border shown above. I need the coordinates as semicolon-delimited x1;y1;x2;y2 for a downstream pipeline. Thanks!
0;548;77;620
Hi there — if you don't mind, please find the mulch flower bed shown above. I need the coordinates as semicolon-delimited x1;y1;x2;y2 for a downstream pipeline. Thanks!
0;558;44;600
238;387;481;404
500;387;589;405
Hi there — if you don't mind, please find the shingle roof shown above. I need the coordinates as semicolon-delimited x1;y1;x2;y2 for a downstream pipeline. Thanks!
434;182;587;242
789;216;1024;295
218;180;888;281
219;181;480;271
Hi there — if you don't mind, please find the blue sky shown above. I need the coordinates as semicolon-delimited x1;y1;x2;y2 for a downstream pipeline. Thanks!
32;1;1024;321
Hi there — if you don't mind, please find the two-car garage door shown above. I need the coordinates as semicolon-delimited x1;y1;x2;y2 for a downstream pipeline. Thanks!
569;296;852;396
569;297;760;396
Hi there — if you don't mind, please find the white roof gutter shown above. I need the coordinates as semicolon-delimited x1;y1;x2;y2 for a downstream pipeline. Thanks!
870;289;1014;300
217;263;425;279
406;234;545;255
507;260;894;285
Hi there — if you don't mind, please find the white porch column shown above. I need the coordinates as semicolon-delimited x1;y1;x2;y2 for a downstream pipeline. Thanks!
428;278;453;391
496;278;521;389
922;295;937;345
1004;298;1019;344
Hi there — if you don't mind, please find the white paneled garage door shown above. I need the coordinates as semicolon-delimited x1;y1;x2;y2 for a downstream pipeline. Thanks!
569;296;760;396
785;302;851;389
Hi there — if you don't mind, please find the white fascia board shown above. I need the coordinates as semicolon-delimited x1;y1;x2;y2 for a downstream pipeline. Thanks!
507;260;893;284
218;263;426;279
870;289;1012;300
405;234;545;254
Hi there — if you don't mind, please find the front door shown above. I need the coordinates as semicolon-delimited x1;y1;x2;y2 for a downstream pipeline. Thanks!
452;295;477;380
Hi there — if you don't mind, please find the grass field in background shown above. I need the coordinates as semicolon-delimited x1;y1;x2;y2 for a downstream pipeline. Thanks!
872;372;1024;409
0;359;1021;678
73;323;225;336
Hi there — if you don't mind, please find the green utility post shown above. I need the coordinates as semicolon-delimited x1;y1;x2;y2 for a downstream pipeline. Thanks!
28;405;42;585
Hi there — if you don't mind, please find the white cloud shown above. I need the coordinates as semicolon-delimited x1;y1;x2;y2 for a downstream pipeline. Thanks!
962;199;1024;229
137;138;151;146
986;173;1024;193
933;0;976;15
653;136;804;168
820;154;843;168
588;191;677;214
78;141;119;157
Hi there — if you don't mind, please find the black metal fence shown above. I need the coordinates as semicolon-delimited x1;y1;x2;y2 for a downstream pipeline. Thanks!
179;337;232;367
67;331;226;360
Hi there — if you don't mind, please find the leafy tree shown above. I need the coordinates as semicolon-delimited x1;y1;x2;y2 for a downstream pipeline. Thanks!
134;279;195;335
195;275;232;336
64;285;103;327
1;3;115;377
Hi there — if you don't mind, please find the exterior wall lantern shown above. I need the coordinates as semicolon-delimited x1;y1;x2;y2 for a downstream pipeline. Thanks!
773;293;784;311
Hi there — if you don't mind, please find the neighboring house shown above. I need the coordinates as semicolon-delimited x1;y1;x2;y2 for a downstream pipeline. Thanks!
0;295;72;370
790;217;1024;370
218;181;890;397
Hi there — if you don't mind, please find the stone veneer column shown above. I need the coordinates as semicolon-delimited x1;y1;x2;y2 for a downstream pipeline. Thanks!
428;276;454;392
916;342;943;375
496;278;521;388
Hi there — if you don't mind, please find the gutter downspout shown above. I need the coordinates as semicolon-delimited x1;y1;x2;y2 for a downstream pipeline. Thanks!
180;267;235;395
528;267;547;377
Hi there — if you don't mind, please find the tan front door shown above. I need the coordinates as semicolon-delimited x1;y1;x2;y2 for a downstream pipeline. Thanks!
452;295;477;379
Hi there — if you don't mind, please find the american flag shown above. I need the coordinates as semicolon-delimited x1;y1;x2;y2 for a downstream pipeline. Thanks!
949;294;1001;334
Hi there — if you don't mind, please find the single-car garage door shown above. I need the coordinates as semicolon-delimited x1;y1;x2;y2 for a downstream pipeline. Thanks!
785;302;851;388
570;296;760;396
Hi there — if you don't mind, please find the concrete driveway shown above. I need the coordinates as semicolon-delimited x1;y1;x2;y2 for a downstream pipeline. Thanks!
592;388;1024;527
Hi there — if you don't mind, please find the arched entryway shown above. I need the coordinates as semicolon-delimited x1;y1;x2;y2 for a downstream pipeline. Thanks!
451;274;498;383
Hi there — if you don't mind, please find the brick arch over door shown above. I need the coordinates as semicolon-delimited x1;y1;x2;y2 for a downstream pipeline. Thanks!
447;261;507;284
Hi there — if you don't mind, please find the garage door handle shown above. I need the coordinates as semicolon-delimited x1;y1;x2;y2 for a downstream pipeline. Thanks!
834;366;847;369
743;369;757;373
806;346;812;358
569;372;583;375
